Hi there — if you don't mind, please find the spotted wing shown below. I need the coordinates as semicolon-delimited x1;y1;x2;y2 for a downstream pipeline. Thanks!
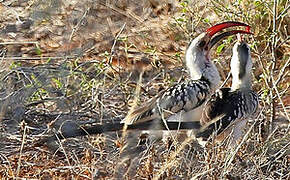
197;88;258;139
122;79;212;125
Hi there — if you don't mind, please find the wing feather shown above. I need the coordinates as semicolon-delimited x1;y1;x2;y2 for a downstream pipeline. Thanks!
122;79;212;125
197;88;258;140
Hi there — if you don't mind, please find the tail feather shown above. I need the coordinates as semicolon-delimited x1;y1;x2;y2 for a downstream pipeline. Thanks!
36;120;202;145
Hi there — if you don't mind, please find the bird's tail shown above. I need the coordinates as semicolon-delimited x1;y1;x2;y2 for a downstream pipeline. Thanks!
36;119;202;146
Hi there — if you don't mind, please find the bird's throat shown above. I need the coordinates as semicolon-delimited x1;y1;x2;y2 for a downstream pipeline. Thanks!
231;74;252;91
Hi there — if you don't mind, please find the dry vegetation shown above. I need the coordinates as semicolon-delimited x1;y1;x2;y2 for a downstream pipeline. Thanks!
0;0;289;179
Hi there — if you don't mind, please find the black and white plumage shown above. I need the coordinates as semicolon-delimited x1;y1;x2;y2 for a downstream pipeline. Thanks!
123;78;212;124
196;37;259;144
122;22;252;126
37;22;254;145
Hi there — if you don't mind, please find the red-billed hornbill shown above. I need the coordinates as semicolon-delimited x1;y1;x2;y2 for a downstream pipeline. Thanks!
196;35;258;145
121;22;251;126
37;22;253;145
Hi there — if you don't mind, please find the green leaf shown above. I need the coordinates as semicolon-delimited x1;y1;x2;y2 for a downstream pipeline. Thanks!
9;61;21;69
35;47;42;55
46;58;51;63
227;36;233;43
216;44;225;54
203;18;210;23
177;17;185;22
52;78;62;88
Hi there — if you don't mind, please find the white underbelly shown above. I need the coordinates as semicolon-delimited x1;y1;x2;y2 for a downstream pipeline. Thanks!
166;105;204;122
142;105;204;142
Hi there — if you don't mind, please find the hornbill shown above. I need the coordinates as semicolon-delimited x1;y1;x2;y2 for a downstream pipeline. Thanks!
36;22;252;145
196;35;259;145
121;22;251;126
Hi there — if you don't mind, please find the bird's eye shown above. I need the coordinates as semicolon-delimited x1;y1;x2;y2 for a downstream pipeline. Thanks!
199;40;206;48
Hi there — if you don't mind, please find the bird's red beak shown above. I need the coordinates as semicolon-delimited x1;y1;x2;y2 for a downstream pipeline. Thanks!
206;21;253;49
206;21;251;36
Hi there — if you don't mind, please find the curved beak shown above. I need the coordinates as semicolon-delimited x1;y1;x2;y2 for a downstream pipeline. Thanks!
206;21;253;49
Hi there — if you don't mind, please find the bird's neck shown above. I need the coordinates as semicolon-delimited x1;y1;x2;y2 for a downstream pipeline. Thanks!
186;59;221;89
201;62;221;89
185;43;220;90
231;73;252;91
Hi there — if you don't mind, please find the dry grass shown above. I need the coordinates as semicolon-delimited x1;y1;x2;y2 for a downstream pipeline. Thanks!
0;0;289;179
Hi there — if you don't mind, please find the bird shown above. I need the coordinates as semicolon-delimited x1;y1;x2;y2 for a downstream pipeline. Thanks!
121;22;252;128
196;34;259;146
36;22;253;145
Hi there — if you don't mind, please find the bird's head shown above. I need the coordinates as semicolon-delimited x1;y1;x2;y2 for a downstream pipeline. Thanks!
231;34;253;90
186;21;252;82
